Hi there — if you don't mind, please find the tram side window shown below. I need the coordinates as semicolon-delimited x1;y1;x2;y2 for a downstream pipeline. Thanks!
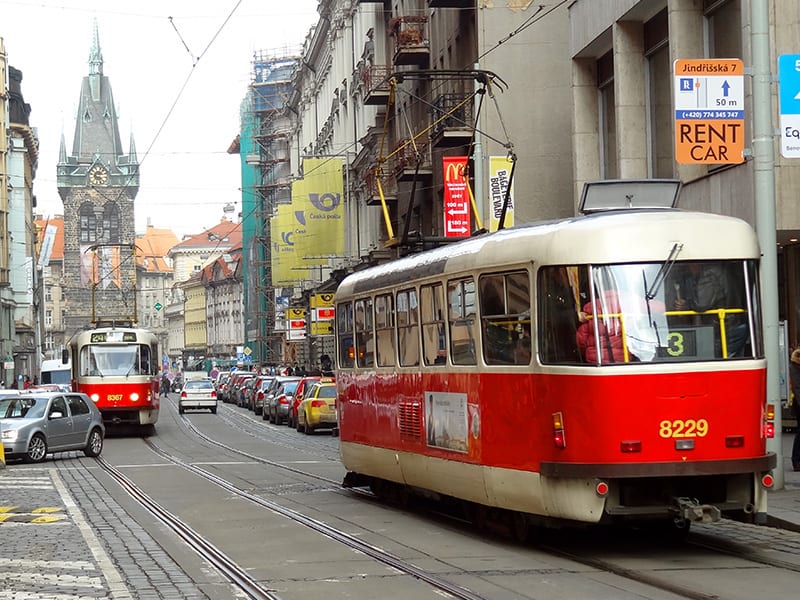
375;294;396;367
355;298;375;368
421;284;447;366
479;271;531;365
448;278;477;366
538;266;586;364
337;302;355;369
397;289;420;366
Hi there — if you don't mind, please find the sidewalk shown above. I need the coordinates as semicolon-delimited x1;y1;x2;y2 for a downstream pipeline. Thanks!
766;430;800;532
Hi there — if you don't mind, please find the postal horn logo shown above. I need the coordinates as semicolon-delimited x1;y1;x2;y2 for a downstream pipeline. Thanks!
309;192;341;212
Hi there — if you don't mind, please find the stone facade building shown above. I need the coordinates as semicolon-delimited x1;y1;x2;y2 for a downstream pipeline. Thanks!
56;24;140;335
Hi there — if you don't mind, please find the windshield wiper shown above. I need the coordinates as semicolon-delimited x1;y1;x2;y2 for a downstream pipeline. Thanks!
645;242;683;301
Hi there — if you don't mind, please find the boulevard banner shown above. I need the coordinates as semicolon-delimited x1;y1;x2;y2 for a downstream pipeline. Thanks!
489;156;514;231
292;157;345;264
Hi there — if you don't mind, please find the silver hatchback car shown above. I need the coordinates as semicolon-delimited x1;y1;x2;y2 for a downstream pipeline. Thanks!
0;391;105;463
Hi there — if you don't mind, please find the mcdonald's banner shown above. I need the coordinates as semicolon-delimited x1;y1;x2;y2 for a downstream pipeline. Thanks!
271;203;310;285
443;156;470;238
489;156;515;231
292;157;345;265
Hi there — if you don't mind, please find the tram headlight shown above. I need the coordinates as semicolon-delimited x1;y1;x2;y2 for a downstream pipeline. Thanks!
90;393;100;402
130;393;140;402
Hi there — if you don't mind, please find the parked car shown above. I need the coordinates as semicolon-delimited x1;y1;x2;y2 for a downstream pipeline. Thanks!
179;379;218;414
288;376;335;428
242;376;261;411
0;391;105;463
251;375;275;416
231;372;256;407
296;382;338;434
265;377;300;425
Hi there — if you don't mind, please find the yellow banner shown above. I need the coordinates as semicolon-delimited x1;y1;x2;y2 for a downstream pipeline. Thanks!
293;157;345;264
489;156;514;231
271;203;310;284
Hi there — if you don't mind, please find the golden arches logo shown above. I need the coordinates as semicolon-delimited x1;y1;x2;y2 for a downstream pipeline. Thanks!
444;158;468;183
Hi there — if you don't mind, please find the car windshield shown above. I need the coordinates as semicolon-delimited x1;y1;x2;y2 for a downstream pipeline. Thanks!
185;381;212;390
0;397;45;419
317;386;337;399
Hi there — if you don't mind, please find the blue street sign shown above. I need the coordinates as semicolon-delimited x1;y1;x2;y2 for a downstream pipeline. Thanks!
778;55;800;115
778;54;800;157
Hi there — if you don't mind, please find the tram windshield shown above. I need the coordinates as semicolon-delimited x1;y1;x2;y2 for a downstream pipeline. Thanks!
79;344;153;377
538;260;761;365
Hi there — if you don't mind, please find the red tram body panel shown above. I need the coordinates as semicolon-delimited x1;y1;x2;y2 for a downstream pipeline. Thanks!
335;197;776;528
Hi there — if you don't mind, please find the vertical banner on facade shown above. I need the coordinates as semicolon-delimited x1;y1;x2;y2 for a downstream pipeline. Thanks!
271;203;309;285
489;156;515;231
443;156;470;238
293;157;345;264
98;246;122;289
80;244;94;285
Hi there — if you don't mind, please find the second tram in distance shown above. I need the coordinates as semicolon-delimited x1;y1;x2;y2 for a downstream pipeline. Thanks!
335;181;776;533
67;325;160;432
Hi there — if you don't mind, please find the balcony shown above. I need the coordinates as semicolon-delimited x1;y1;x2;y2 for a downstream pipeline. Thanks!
365;167;398;206
431;94;475;148
359;64;392;106
391;138;433;182
389;16;430;67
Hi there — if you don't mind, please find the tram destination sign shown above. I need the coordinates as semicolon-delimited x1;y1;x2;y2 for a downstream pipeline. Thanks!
674;58;744;164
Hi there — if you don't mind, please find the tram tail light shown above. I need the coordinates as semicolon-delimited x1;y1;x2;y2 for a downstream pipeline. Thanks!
725;435;745;448
765;403;776;439
761;473;775;488
552;412;566;449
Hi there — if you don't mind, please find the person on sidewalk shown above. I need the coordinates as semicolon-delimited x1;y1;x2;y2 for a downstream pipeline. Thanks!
789;348;800;471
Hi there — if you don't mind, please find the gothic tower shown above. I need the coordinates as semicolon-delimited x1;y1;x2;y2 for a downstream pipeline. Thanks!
57;22;139;337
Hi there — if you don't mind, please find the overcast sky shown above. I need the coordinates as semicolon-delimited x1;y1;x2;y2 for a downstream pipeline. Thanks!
1;0;318;239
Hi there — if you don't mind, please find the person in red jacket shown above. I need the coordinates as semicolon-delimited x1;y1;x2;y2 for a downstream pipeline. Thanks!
576;291;625;363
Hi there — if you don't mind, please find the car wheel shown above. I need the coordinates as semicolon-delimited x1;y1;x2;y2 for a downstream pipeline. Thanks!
25;433;48;463
296;416;303;432
261;408;269;421
179;405;185;414
210;406;217;414
303;417;313;435
83;428;104;457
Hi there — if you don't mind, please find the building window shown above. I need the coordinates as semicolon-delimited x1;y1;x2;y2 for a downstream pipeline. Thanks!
705;0;742;59
79;203;97;243
45;309;53;327
645;9;673;178
597;51;617;179
102;202;120;243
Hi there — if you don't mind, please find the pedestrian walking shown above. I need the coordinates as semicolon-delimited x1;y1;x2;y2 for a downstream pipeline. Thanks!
160;372;170;398
790;348;800;471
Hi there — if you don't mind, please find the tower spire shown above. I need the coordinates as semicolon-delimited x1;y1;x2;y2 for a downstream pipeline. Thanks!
89;18;103;76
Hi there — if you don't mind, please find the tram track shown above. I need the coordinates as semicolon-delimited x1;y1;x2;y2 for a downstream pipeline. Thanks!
99;398;800;600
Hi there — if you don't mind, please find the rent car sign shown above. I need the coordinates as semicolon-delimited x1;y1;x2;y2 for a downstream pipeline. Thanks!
674;59;744;164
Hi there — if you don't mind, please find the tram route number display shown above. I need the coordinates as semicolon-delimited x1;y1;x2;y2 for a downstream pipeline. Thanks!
656;326;715;360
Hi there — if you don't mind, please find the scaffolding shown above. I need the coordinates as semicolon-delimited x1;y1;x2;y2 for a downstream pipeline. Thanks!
244;50;300;366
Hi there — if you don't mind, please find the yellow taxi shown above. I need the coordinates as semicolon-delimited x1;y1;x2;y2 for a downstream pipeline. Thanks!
296;382;337;435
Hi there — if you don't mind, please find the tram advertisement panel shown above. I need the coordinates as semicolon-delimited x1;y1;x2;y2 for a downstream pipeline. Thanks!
425;391;468;452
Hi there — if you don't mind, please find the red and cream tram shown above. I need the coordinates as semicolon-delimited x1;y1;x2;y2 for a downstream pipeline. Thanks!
335;180;776;532
68;326;160;432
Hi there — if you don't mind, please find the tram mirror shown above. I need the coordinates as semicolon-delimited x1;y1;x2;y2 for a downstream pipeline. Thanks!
579;179;681;214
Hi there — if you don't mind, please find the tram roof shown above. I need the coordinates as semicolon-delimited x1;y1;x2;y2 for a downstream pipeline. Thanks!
338;209;759;296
